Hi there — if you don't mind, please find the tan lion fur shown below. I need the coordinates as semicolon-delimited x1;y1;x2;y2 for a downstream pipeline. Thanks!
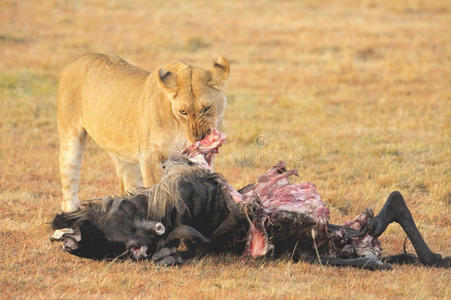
57;53;230;212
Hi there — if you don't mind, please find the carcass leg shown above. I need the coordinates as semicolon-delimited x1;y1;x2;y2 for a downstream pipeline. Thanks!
318;257;392;270
370;191;450;267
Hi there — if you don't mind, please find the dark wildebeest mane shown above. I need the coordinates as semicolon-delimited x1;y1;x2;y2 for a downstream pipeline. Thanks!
51;155;242;260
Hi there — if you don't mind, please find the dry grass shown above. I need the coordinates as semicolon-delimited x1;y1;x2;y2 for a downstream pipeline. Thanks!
1;0;450;298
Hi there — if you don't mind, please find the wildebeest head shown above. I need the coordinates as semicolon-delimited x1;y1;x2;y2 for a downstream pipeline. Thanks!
121;219;166;259
51;195;168;260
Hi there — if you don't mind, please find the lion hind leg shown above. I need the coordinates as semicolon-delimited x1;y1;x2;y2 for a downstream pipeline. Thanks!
59;129;87;212
109;153;143;194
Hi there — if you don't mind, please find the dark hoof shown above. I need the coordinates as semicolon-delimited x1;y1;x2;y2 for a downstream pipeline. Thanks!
152;247;175;261
152;247;182;267
364;258;393;271
156;256;177;267
422;255;451;268
419;253;442;266
376;263;393;271
438;257;451;268
383;254;418;265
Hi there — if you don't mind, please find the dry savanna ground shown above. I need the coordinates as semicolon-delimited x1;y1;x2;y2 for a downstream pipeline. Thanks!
1;0;450;298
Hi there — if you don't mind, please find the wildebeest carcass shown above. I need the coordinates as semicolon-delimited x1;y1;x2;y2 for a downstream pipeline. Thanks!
51;129;450;269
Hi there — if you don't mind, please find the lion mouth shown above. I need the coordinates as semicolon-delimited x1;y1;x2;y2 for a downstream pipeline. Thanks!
197;133;207;141
198;128;210;141
182;128;226;171
190;128;211;143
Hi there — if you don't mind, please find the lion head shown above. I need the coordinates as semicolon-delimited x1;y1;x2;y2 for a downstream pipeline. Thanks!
157;57;230;142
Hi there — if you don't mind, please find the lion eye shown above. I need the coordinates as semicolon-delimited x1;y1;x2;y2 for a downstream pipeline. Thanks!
179;110;187;116
202;106;211;113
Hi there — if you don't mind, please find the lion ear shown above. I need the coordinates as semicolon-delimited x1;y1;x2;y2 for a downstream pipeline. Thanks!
208;56;230;89
157;68;177;98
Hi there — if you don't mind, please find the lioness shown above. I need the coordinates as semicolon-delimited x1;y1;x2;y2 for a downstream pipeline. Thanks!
57;53;230;212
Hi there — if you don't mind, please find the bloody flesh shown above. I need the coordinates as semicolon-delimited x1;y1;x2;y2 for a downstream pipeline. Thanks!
183;129;382;260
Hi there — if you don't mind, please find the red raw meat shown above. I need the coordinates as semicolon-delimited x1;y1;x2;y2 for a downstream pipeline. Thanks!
183;129;381;260
182;128;226;172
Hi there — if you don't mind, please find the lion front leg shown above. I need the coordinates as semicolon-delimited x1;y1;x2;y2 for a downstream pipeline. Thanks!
59;130;87;213
139;151;165;187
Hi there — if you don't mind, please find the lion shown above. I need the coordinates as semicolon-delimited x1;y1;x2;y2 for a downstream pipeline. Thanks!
57;53;230;212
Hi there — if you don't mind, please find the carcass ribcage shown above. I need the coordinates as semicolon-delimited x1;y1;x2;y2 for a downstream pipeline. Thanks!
260;182;330;226
244;163;330;226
